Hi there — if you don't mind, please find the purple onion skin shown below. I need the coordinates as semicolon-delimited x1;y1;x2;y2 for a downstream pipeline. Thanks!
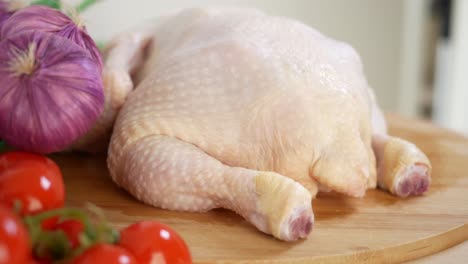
0;1;12;32
0;31;104;154
1;5;103;71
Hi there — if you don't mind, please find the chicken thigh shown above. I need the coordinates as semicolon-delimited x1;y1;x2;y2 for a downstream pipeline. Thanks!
95;7;431;241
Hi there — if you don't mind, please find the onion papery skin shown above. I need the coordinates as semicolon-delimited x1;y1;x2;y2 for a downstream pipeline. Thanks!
1;5;103;71
0;31;104;154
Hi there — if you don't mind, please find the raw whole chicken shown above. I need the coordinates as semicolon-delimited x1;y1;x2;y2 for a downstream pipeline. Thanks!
77;7;431;241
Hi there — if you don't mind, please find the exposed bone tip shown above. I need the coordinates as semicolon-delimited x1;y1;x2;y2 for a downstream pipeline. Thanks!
281;206;314;241
290;211;313;240
394;164;431;198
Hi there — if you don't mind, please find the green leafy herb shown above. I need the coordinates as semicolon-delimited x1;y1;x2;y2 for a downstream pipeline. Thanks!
31;0;99;12
77;0;99;12
31;0;61;9
96;41;106;52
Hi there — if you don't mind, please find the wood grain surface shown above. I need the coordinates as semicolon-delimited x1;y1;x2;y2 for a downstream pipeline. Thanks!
56;114;468;263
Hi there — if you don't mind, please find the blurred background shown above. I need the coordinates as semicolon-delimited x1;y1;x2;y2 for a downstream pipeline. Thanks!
79;0;467;135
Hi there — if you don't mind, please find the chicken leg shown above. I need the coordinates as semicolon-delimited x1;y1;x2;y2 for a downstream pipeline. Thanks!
369;98;431;197
109;134;313;241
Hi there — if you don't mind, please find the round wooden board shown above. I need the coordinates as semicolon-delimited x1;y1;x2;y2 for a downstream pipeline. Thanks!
57;114;468;263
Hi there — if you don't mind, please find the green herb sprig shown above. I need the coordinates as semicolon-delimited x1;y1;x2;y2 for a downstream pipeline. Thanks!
31;0;100;12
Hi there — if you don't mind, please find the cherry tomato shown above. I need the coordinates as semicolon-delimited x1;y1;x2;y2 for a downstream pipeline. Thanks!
0;205;31;264
73;244;137;264
119;221;192;264
39;216;85;249
40;216;60;230
54;219;85;249
0;152;65;215
30;258;51;264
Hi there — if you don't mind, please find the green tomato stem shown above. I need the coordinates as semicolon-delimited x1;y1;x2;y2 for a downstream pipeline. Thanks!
23;206;119;261
23;207;92;245
34;230;72;260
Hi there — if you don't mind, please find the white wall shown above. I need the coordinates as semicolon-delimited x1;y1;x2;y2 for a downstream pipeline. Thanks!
432;0;468;135
398;0;429;118
82;0;405;112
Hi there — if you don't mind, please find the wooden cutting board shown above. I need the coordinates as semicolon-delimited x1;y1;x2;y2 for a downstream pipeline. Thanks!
57;114;468;263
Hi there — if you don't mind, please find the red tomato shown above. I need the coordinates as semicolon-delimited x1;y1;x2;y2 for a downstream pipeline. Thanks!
40;216;60;230
30;258;50;264
40;216;84;249
119;221;192;264
73;244;137;264
0;205;31;264
0;152;65;215
54;219;85;248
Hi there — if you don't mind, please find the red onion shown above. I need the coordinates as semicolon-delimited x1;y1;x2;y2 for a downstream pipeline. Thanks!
0;0;32;35
0;31;104;153
0;1;12;30
1;5;103;71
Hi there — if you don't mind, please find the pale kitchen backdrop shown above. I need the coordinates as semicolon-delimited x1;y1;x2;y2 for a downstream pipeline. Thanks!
77;0;468;135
